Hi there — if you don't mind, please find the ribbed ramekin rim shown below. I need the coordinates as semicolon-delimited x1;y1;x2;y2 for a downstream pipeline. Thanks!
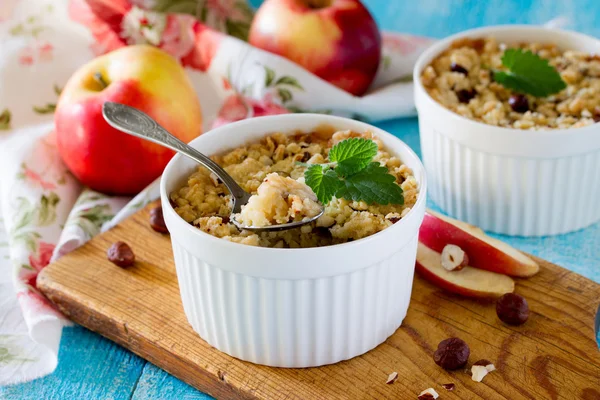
413;24;600;138
160;113;427;255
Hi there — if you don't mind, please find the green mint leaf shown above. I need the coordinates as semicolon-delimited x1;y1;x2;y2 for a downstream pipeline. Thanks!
336;163;404;205
493;48;566;97
304;164;344;205
329;138;378;176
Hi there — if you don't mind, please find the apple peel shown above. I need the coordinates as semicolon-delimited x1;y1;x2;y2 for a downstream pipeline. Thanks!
419;210;539;277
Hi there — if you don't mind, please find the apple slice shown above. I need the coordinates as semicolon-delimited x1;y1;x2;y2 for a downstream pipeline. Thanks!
419;210;539;277
416;242;515;298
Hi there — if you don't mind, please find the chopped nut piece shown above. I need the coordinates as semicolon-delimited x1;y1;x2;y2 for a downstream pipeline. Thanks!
217;370;227;382
107;241;135;268
418;388;439;399
471;360;496;382
434;337;470;370
441;244;469;271
442;383;455;391
386;371;398;384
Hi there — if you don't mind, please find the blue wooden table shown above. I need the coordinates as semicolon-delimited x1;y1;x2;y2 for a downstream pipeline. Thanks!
3;0;600;398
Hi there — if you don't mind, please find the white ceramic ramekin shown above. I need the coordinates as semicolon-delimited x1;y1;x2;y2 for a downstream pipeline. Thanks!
160;114;426;368
414;26;600;236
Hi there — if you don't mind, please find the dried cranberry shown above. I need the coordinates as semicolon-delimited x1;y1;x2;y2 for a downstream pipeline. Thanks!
593;108;600;122
450;62;468;75
456;89;476;103
300;152;311;162
149;206;169;234
508;94;529;113
107;241;135;268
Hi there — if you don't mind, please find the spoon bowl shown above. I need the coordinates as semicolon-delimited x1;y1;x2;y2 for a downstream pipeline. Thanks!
101;102;324;232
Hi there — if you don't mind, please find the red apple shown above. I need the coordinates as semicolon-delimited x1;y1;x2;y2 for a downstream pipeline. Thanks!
249;0;381;96
416;242;515;298
55;45;203;195
419;210;540;278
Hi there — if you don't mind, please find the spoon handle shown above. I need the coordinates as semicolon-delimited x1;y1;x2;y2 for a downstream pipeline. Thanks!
102;102;248;205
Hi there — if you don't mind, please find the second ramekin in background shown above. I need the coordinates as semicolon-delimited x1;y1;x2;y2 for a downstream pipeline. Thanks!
414;26;600;236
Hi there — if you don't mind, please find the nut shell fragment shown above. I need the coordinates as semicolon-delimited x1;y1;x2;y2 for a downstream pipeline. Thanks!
471;360;496;382
386;371;398;384
418;388;439;399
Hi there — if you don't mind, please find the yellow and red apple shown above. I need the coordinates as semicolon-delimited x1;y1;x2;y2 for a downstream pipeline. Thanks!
55;45;202;195
249;0;381;96
419;210;540;278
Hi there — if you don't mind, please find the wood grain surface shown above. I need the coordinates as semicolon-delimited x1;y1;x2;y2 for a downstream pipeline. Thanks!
37;203;600;400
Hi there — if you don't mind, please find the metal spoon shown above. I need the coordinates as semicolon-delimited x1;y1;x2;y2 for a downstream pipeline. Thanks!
102;102;324;232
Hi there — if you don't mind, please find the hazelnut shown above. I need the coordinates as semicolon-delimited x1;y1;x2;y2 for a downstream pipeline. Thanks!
441;244;469;271
418;388;439;399
107;241;135;268
471;359;496;382
149;205;169;234
433;337;470;370
496;293;529;325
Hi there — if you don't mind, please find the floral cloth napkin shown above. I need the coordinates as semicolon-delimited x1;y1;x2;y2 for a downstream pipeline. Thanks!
0;0;438;385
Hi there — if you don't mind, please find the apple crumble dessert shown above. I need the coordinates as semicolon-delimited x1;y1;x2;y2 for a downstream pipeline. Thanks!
170;128;418;248
421;37;600;129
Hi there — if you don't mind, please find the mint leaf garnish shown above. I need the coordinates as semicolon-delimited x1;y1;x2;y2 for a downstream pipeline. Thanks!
336;163;404;205
304;164;344;205
329;137;378;176
302;138;404;206
493;48;566;97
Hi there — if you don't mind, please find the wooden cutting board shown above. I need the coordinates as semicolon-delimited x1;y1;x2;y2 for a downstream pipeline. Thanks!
37;202;600;400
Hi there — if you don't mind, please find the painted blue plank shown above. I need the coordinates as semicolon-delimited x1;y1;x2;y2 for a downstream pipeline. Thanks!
5;1;600;399
0;326;145;400
131;364;214;400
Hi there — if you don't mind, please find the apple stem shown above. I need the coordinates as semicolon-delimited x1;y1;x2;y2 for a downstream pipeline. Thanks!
93;72;109;89
305;0;331;8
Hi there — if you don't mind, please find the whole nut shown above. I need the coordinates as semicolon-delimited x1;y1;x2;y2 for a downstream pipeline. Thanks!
107;241;135;268
496;293;529;325
441;244;469;271
433;337;470;370
149;206;169;234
